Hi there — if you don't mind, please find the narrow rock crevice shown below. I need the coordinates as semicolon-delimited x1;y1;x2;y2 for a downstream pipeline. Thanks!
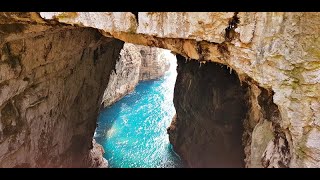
242;79;291;168
257;89;291;168
131;12;139;24
225;12;240;42
216;12;240;58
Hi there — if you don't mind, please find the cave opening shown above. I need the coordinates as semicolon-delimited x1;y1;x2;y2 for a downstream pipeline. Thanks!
167;54;250;168
94;45;184;168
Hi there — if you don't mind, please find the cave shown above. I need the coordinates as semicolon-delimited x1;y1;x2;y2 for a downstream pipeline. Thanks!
3;12;316;168
167;54;250;168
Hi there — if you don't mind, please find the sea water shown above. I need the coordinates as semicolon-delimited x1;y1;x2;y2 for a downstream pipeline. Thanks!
94;56;184;168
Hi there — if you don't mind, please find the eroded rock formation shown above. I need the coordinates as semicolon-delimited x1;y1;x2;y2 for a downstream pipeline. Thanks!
89;139;108;168
0;12;320;167
0;13;124;167
102;43;170;107
101;43;141;107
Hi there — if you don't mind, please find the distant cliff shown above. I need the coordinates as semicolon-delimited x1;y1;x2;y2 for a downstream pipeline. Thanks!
138;45;170;81
101;43;171;107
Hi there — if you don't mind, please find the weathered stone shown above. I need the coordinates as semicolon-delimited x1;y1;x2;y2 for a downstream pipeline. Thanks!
89;139;108;168
249;120;274;168
138;45;170;81
102;43;141;107
0;23;124;167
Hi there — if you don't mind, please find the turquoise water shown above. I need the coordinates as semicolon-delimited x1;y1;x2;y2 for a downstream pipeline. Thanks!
94;57;184;168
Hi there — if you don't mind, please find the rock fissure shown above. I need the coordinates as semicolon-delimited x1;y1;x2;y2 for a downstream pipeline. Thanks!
225;12;240;42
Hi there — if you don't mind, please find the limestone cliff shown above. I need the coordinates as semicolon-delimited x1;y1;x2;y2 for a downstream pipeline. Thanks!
101;43;141;107
102;43;170;107
0;12;319;168
138;45;170;81
0;13;124;167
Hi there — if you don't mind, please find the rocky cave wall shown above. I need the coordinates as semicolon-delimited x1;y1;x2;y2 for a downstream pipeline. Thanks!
0;13;124;167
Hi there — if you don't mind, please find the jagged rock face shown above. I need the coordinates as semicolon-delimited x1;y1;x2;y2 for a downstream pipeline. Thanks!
0;23;124;167
138;45;170;81
40;12;320;167
168;55;249;167
242;82;291;168
101;43;141;107
102;43;170;107
89;139;108;168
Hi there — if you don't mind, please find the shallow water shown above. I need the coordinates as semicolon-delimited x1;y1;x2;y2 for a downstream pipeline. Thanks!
94;57;184;168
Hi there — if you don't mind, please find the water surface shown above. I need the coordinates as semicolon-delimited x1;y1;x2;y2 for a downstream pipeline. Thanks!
95;56;184;168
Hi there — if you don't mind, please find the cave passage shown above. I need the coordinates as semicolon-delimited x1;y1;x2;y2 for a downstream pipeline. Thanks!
94;53;184;168
169;55;249;168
